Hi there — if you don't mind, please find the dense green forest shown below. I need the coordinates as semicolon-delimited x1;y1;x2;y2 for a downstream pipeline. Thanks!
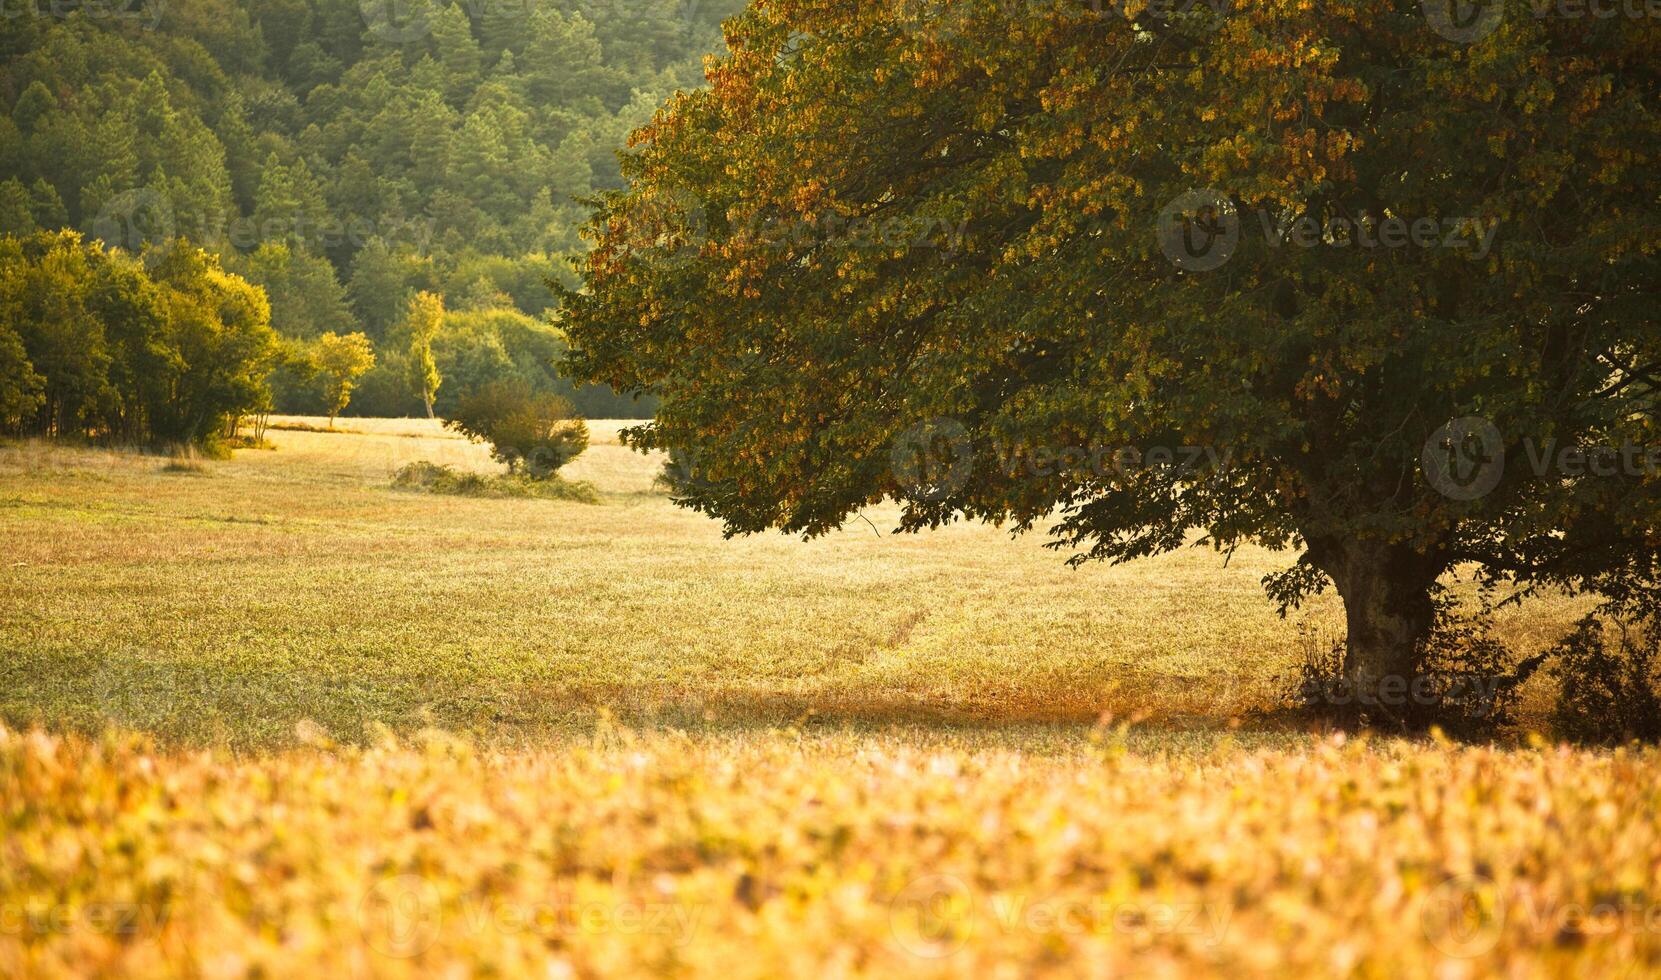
0;0;740;419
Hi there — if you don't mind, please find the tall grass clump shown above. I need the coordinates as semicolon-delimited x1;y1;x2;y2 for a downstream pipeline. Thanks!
392;461;598;503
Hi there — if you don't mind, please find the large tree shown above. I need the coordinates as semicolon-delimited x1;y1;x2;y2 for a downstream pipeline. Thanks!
562;0;1661;701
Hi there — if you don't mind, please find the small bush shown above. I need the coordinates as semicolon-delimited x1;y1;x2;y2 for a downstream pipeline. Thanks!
1550;615;1661;745
444;381;588;478
392;461;598;503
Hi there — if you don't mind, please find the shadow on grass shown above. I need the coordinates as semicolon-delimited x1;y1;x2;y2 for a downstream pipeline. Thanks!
1;649;1329;754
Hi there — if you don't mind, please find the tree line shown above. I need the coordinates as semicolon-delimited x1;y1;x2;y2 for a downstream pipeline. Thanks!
1;0;736;419
0;231;273;445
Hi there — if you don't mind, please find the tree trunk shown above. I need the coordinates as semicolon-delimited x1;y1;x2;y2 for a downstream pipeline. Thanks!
423;393;434;420
1309;539;1442;709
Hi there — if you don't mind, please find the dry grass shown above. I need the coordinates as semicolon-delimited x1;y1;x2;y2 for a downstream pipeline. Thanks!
0;421;1589;749
0;420;1645;977
3;725;1659;978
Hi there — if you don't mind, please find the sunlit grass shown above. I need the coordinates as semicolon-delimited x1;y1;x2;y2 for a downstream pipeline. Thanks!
0;421;1588;749
0;420;1640;977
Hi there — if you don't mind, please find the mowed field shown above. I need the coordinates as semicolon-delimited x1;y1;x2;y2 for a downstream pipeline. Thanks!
2;422;1657;977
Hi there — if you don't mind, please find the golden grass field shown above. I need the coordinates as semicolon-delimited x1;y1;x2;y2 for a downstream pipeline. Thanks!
1;420;1655;977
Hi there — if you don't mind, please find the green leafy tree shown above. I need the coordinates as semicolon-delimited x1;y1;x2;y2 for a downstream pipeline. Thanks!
86;247;170;442
347;237;427;341
236;241;353;338
1;230;113;436
312;330;375;427
144;241;277;445
0;321;44;432
563;1;1661;702
402;290;444;419
0;179;37;237
3;0;732;421
0;233;273;446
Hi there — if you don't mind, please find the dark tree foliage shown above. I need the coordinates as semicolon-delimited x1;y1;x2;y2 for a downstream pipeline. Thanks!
563;0;1661;694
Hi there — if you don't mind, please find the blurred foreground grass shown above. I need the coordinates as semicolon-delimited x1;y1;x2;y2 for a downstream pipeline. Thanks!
3;725;1658;977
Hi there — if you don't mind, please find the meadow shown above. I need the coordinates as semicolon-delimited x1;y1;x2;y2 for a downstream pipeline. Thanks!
1;422;1654;977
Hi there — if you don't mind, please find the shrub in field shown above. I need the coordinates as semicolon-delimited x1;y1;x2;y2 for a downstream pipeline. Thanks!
444;380;588;478
392;461;598;503
1551;616;1661;745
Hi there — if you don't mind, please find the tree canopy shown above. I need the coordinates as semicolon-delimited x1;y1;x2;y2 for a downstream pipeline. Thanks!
563;0;1661;698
